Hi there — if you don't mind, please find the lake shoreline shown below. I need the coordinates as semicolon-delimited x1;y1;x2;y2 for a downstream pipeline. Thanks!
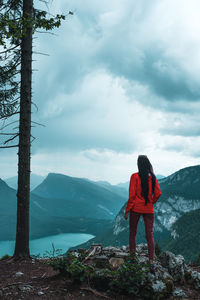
0;233;95;258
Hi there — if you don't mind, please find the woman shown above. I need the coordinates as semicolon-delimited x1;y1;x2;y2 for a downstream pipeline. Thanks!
124;155;161;269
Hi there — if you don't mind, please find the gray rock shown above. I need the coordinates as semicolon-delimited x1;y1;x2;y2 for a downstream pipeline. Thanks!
114;252;129;258
18;285;33;292
152;280;166;293
163;271;173;280
185;268;200;289
103;246;122;252
173;288;188;298
94;255;108;260
137;255;149;264
136;243;148;252
121;245;127;251
14;271;24;277
159;251;185;282
37;291;45;296
147;272;155;281
109;257;124;268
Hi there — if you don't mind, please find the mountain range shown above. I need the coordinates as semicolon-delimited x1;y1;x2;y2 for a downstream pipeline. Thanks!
0;173;126;240
32;173;126;219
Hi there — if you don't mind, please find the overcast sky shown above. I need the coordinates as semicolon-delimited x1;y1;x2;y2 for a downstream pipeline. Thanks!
1;0;200;184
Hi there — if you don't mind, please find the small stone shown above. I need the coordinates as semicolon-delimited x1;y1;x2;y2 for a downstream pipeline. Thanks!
94;255;108;260
173;288;188;298
121;245;127;251
147;272;155;281
14;272;24;277
109;257;124;268
136;243;148;252
137;255;149;264
18;285;33;292
103;246;122;252
85;244;102;259
37;291;45;296
152;280;166;293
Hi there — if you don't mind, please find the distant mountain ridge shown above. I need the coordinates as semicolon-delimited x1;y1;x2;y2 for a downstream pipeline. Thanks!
5;174;44;191
32;173;126;220
115;174;165;191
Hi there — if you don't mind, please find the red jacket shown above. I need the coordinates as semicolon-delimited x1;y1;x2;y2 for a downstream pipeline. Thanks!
125;172;161;214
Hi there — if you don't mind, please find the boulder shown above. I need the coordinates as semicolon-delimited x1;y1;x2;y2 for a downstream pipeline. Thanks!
152;280;166;293
185;267;200;290
173;288;188;298
159;251;185;282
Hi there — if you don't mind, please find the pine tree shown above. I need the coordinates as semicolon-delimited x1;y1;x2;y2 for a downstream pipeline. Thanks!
0;0;70;259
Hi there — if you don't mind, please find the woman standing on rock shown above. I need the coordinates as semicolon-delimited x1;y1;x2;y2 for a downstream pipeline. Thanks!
124;155;161;270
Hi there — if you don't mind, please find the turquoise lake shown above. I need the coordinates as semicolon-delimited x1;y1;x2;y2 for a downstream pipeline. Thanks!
0;233;94;258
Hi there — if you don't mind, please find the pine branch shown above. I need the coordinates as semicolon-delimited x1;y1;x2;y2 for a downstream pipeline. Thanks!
0;144;18;148
3;132;19;144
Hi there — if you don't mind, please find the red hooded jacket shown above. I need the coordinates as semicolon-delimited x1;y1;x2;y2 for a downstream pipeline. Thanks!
125;172;161;214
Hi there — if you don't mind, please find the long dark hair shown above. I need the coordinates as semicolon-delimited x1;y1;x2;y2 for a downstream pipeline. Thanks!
137;155;156;205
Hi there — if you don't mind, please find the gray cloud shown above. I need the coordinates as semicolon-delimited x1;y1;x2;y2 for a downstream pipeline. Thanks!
161;124;200;137
30;0;200;176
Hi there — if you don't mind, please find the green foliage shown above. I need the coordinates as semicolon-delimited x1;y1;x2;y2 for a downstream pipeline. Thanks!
48;252;152;297
0;8;68;47
48;251;95;283
109;255;151;296
0;254;11;260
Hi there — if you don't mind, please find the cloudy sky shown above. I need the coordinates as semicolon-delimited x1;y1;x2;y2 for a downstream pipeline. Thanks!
1;0;200;184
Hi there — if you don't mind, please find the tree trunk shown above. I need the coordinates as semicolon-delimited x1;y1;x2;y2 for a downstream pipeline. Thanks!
14;0;33;259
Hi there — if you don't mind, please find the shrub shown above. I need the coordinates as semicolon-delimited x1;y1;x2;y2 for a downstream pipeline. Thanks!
48;252;153;297
0;254;11;260
48;251;95;283
109;255;151;296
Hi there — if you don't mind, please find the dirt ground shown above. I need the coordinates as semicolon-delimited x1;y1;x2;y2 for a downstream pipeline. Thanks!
0;257;137;299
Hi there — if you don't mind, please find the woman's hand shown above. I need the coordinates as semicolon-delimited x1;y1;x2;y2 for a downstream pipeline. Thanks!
124;213;128;220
